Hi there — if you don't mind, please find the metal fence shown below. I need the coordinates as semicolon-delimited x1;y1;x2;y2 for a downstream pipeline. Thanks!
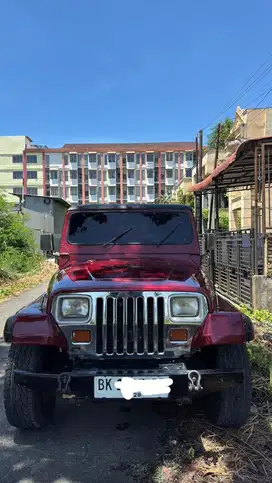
200;230;261;307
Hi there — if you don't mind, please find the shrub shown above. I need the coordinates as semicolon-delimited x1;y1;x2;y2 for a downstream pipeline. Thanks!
0;193;42;280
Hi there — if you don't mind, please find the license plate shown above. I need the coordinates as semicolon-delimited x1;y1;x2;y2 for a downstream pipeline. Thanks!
94;376;172;399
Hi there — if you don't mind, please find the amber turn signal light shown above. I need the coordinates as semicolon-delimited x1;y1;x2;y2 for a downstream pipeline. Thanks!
169;328;188;342
72;330;92;343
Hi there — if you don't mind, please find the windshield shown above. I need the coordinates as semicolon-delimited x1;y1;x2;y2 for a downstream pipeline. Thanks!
68;211;193;245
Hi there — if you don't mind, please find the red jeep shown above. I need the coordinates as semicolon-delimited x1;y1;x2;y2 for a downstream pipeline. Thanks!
3;204;253;429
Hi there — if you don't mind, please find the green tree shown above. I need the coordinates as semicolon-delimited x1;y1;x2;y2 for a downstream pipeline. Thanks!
207;118;234;149
0;193;41;280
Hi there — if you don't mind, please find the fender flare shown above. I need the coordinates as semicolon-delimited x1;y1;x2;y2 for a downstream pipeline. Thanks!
243;314;254;342
3;315;15;343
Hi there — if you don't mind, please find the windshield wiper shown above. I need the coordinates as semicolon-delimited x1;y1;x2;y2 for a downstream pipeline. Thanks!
103;228;132;247
156;222;183;247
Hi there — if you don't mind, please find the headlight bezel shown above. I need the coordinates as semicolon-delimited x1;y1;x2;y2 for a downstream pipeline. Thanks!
168;292;208;324
53;294;92;324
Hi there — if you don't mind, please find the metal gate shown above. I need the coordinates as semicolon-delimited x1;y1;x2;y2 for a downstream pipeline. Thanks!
200;230;259;307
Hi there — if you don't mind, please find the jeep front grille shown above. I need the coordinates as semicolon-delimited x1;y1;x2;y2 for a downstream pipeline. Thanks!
95;296;165;355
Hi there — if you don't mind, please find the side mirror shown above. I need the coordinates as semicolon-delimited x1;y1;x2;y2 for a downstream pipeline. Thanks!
40;233;54;252
40;233;61;253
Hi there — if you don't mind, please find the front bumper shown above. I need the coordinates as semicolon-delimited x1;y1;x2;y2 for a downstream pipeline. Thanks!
14;364;244;400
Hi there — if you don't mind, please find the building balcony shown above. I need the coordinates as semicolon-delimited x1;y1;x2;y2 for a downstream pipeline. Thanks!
50;178;59;186
165;160;174;169
70;178;78;186
127;177;136;186
146;193;155;202
126;161;136;169
127;194;136;202
107;177;116;186
69;162;78;170
88;162;97;170
184;160;194;169
146;177;154;185
89;194;97;202
89;178;98;186
105;161;116;170
165;178;174;185
69;195;79;203
106;195;117;203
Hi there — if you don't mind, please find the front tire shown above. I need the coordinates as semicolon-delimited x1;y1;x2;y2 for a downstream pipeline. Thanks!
4;344;56;430
206;344;252;428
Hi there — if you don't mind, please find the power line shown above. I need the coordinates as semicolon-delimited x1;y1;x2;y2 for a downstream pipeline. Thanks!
202;53;272;132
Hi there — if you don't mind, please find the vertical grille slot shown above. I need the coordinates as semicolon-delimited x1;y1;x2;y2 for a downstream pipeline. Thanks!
96;298;103;354
147;297;154;353
96;294;165;356
127;297;134;354
117;297;124;354
157;297;165;353
137;297;144;354
106;298;114;354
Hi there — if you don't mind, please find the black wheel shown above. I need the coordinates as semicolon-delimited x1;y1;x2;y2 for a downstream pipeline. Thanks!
4;344;56;430
206;344;252;428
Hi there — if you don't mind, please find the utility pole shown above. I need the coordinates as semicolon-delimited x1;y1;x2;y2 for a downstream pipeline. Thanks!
208;123;221;231
198;129;203;234
194;134;201;232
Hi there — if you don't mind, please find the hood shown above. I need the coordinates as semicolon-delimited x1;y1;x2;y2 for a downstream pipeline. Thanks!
61;256;199;283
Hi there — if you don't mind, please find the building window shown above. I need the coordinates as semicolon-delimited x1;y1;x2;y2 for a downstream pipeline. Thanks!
13;171;23;179
70;187;78;196
51;187;59;196
186;152;193;162
12;155;23;164
27;171;37;179
70;170;78;180
147;186;154;195
90;187;97;196
13;187;23;195
108;154;116;163
128;187;134;195
136;153;141;165
27;187;38;195
108;187;116;195
89;154;97;163
127;170;134;179
147;169;154;179
70;154;81;164
64;154;69;166
89;170;97;179
185;168;192;177
27;155;37;164
146;153;154;162
166;153;173;162
108;170;116;179
98;170;102;181
166;169;173;178
127;153;135;163
50;171;58;180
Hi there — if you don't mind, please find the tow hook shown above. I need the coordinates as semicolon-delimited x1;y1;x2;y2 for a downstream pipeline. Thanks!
188;370;203;392
57;373;71;395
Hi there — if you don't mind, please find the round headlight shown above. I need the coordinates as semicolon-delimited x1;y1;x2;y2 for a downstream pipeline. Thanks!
59;297;90;319
171;297;199;317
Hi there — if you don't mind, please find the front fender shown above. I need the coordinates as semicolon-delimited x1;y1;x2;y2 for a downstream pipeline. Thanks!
191;312;246;349
3;296;67;348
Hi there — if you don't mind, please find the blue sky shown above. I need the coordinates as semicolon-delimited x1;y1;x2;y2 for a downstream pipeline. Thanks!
1;0;272;146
